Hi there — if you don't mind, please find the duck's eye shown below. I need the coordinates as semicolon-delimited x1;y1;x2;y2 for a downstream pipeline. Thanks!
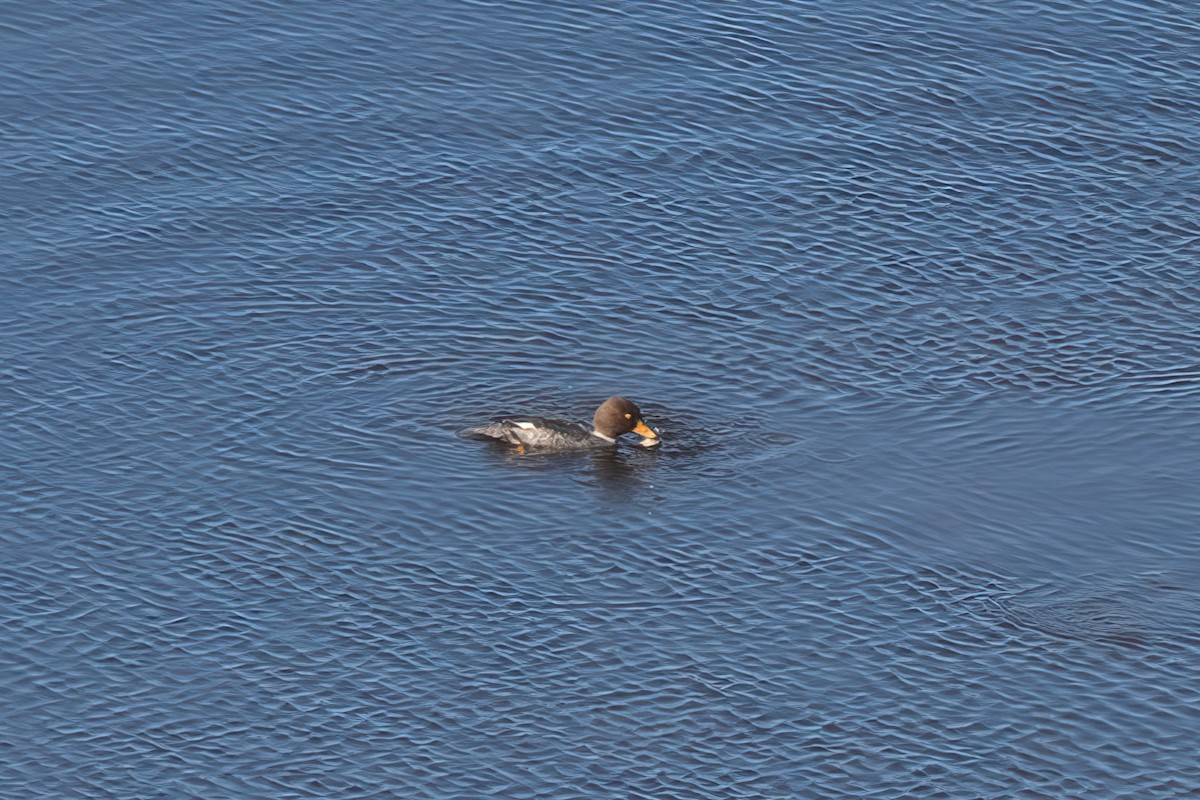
624;413;632;419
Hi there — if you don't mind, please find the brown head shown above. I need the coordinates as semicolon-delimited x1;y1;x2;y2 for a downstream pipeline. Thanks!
592;396;659;442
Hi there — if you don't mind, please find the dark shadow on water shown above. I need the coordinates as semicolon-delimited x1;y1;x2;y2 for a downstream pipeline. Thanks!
985;574;1200;652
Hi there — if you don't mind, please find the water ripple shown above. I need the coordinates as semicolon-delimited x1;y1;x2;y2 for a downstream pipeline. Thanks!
4;0;1200;797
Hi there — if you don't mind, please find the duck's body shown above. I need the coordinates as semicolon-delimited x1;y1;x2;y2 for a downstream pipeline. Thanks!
465;417;615;450
462;397;660;452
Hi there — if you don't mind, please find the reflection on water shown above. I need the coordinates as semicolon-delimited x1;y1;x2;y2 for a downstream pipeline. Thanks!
4;0;1200;796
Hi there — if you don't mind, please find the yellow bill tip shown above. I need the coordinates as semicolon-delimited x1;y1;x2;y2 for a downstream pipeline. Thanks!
632;420;659;439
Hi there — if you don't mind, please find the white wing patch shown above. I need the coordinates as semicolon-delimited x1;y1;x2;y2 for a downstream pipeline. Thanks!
514;421;536;429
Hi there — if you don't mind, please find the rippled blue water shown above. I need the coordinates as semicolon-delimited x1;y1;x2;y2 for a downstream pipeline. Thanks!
4;1;1200;797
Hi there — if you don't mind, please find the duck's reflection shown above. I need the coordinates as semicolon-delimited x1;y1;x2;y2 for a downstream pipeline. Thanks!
589;447;638;480
479;440;660;500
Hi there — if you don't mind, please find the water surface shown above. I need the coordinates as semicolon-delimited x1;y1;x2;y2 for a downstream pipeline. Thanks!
4;1;1200;797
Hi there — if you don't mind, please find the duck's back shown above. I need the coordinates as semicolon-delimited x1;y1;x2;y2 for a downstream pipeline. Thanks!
461;416;606;450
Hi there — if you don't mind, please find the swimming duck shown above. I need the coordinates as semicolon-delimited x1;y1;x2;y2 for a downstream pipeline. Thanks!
462;396;661;451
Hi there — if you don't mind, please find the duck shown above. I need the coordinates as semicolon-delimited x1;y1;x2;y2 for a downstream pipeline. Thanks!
462;396;661;452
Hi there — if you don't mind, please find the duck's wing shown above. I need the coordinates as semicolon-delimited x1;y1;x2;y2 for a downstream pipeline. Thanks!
503;417;591;448
461;416;592;448
459;420;524;444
